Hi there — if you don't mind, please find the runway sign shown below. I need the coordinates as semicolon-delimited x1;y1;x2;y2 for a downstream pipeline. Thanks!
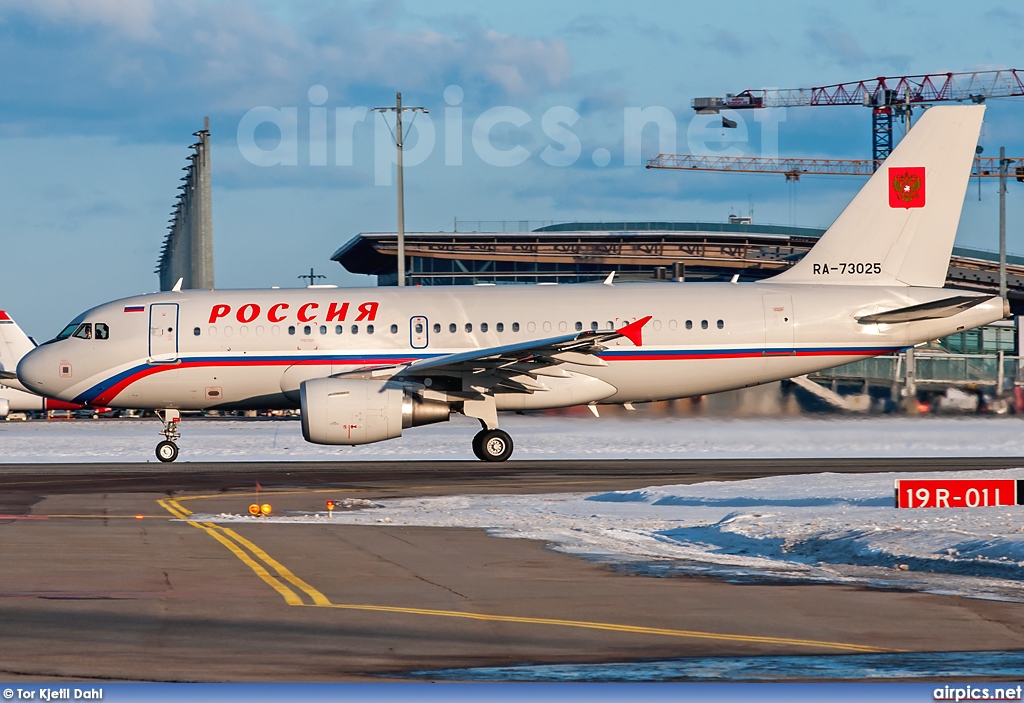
895;479;1023;508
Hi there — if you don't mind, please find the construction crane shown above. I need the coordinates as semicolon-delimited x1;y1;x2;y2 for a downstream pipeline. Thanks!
693;69;1024;163
647;154;1024;182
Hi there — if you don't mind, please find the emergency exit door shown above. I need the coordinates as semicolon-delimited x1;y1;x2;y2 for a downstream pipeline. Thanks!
149;303;179;361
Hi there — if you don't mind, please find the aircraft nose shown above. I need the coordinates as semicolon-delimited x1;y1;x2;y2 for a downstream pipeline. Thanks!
17;346;69;399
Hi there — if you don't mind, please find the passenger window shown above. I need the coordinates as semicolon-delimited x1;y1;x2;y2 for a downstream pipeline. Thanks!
193;327;201;336
575;321;582;331
717;320;724;329
606;321;613;329
391;324;399;334
481;323;489;333
239;326;249;337
668;320;678;331
73;323;92;340
512;322;520;332
303;325;312;335
433;323;441;333
208;326;218;337
224;326;233;337
319;325;327;335
652;319;662;331
367;324;374;334
496;322;504;332
465;323;473;333
701;320;708;330
558;321;567;332
95;323;109;340
271;326;280;336
590;321;598;331
336;325;343;334
288;326;296;335
351;325;359;334
415;323;424;334
256;326;265;337
685;320;693;330
449;323;457;333
542;322;551;332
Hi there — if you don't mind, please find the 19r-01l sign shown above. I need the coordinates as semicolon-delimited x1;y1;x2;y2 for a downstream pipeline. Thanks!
895;479;1024;508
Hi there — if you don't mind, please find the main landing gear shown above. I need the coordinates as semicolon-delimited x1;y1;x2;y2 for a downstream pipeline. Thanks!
472;428;514;462
156;409;181;463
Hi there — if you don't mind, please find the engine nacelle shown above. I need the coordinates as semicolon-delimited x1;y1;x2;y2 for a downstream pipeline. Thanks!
300;377;449;445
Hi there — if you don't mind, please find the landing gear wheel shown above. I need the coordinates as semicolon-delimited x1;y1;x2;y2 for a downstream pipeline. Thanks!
472;429;513;462
156;440;179;463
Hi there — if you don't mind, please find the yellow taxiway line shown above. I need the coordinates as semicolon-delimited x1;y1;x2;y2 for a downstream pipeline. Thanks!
157;496;896;654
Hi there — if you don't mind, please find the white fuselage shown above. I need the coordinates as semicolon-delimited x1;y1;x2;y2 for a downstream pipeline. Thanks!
16;282;1005;411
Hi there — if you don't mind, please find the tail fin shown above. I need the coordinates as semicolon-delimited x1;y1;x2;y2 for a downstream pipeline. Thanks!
0;310;36;380
770;105;984;287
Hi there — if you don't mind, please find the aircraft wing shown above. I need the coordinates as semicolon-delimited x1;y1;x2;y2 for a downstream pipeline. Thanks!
335;316;651;392
0;370;17;380
856;295;994;324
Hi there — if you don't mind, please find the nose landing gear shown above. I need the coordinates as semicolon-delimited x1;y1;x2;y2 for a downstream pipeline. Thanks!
155;409;181;463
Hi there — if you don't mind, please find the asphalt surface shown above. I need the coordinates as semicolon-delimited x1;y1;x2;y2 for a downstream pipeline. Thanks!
2;457;1024;682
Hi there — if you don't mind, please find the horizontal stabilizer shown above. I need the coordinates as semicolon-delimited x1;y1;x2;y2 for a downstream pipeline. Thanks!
856;295;992;324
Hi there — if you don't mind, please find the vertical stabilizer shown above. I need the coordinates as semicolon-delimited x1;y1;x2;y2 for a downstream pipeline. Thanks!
770;105;985;287
0;310;36;384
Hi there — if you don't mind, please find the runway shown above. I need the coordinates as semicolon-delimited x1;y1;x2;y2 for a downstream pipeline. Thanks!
2;457;1024;682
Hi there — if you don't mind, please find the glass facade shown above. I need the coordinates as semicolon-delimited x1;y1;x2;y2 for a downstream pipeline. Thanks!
407;257;656;285
938;325;1016;354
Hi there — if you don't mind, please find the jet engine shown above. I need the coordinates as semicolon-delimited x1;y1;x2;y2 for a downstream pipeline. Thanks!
300;377;449;445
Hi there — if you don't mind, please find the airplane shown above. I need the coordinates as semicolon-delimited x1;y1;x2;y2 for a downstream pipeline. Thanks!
17;105;1006;462
0;309;92;418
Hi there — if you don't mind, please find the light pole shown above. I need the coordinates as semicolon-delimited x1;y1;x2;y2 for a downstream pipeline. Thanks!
372;93;428;286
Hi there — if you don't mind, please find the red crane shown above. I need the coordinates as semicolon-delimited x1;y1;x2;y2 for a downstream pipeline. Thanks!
693;70;1024;163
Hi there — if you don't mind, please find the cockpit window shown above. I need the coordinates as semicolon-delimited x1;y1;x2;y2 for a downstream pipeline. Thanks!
54;323;79;341
95;323;109;340
72;323;92;340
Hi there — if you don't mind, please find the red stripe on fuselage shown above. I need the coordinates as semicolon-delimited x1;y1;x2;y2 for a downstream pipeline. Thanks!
87;356;422;406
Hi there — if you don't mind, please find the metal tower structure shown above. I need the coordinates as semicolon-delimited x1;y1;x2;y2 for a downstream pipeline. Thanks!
693;69;1024;164
157;118;214;291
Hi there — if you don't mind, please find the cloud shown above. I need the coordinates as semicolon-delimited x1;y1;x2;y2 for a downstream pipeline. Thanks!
0;1;573;140
2;0;157;39
560;14;610;38
984;7;1022;29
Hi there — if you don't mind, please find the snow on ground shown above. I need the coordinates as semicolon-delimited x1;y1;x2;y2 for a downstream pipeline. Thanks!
5;414;1024;601
3;413;1024;462
195;466;1024;603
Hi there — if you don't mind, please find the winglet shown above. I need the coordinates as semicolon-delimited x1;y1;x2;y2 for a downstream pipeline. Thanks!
617;315;652;347
172;278;184;292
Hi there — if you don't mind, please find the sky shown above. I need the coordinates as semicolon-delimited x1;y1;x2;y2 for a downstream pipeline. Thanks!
1;0;1023;339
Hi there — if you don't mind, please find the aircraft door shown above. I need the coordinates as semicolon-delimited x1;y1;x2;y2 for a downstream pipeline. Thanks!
149;303;179;362
410;316;428;349
762;295;794;355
